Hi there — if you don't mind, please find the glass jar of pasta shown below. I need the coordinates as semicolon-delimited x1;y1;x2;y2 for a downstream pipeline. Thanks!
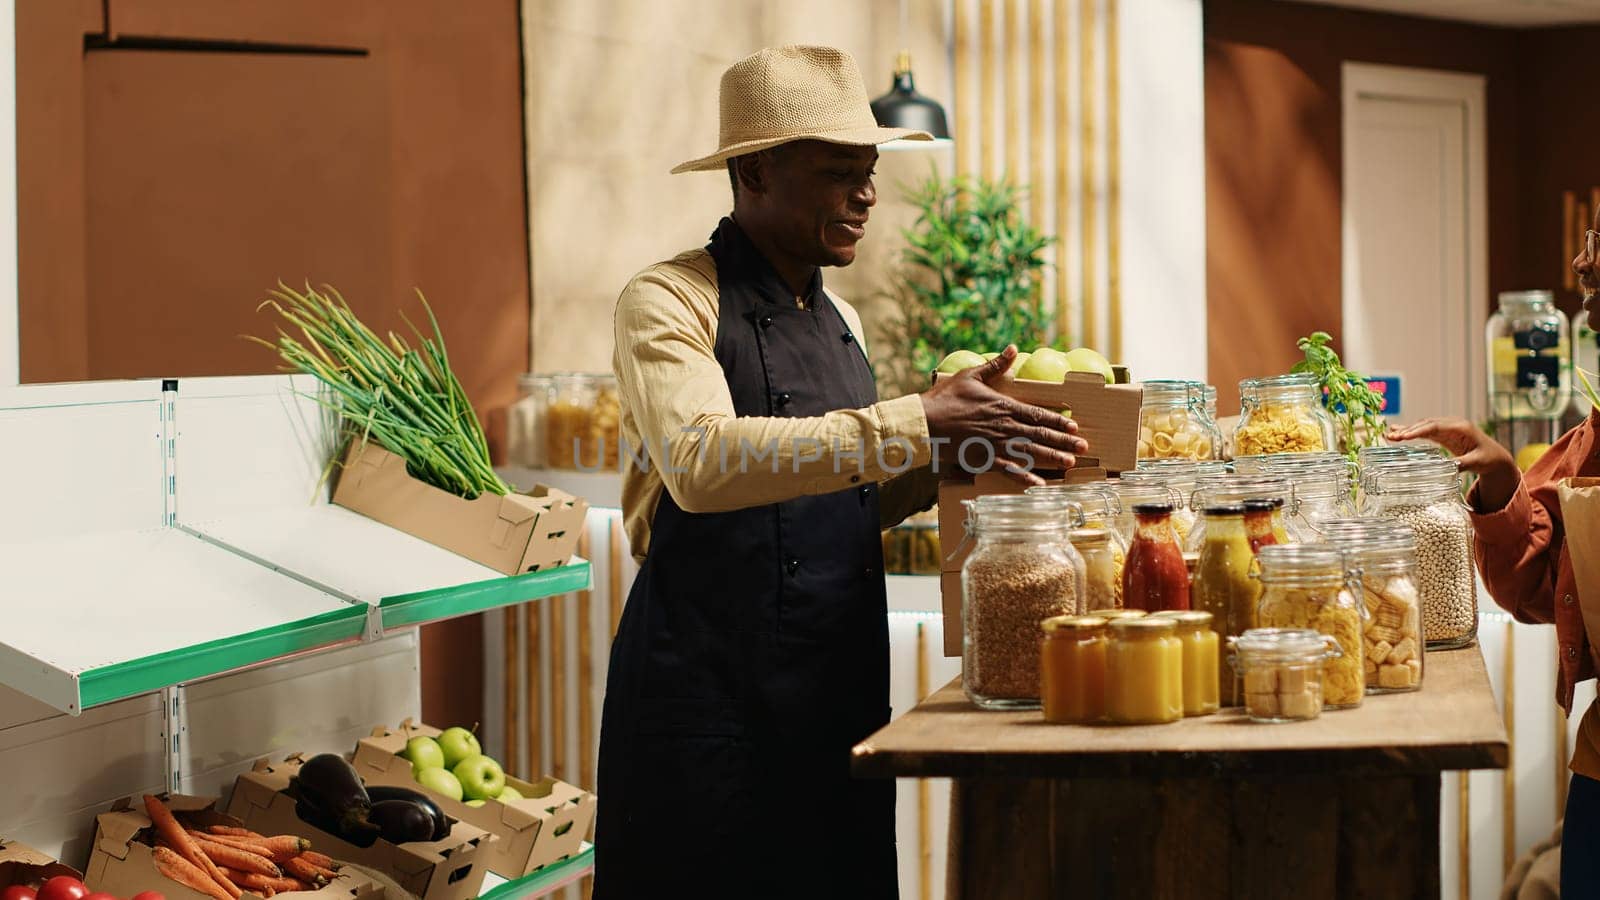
544;373;623;471
1069;527;1124;610
1316;519;1424;693
1235;374;1337;456
1137;380;1222;461
1230;628;1342;723
1254;545;1366;709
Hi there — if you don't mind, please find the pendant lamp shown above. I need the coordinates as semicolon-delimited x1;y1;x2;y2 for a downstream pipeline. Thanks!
871;50;952;146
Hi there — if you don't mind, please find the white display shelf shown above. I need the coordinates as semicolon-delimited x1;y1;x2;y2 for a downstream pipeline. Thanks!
0;526;365;715
476;844;595;900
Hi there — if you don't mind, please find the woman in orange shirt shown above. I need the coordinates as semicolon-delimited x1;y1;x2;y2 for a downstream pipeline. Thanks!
1389;210;1600;894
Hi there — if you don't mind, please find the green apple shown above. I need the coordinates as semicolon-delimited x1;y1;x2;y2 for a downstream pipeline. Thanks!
453;754;506;801
497;785;524;803
465;799;486;808
415;766;465;802
437;727;481;769
402;736;445;771
1064;347;1114;384
1015;348;1070;383
935;350;987;374
1007;352;1030;374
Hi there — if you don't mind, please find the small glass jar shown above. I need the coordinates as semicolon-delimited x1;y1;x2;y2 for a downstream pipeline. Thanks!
1487;290;1571;421
1040;615;1109;724
1191;504;1259;706
1231;628;1342;723
1106;617;1183;725
1236;374;1337;456
1150;610;1220;716
1070;528;1124;610
1123;503;1190;612
1255;545;1366;709
544;373;623;471
961;496;1088;709
1137;380;1222;461
509;374;554;467
1317;520;1424;693
1363;459;1478;649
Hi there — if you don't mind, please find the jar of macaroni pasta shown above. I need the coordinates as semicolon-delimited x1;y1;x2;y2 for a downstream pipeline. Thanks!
1137;380;1222;461
1235;374;1337;456
1254;545;1366;709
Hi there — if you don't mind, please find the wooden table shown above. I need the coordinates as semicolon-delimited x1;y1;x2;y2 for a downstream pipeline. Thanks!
852;646;1508;900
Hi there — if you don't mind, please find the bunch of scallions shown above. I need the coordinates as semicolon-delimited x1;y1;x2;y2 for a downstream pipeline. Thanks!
252;283;511;499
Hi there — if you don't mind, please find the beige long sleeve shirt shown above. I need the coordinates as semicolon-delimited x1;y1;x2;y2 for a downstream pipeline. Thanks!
613;247;939;562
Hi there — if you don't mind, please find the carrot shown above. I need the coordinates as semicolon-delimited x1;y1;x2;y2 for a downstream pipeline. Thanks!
229;873;310;895
280;858;326;886
228;835;308;862
155;845;235;900
207;826;266;839
302;861;338;882
299;851;337;870
146;796;241;899
193;837;281;877
193;832;285;862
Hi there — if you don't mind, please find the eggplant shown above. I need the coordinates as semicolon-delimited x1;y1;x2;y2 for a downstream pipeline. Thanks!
295;798;378;849
367;786;451;841
289;754;379;842
368;800;437;844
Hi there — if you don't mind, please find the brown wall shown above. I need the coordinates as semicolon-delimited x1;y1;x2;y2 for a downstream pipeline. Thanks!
1204;0;1524;414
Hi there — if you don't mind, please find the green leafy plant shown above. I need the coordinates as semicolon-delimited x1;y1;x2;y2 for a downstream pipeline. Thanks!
879;169;1057;392
1291;331;1386;461
1579;365;1600;412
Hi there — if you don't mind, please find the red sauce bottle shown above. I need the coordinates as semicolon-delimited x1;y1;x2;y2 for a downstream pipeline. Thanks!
1242;498;1283;555
1123;502;1191;611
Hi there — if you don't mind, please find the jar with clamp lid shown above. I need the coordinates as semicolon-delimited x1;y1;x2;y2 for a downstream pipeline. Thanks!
1362;459;1477;649
1137;380;1222;461
1317;519;1424;693
1236;374;1337;456
1254;545;1366;709
1230;628;1343;722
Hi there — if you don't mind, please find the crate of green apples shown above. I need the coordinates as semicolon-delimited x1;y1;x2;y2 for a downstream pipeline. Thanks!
350;722;595;880
931;346;1142;473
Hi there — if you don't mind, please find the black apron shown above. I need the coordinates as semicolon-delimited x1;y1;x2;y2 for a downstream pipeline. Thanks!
593;218;896;899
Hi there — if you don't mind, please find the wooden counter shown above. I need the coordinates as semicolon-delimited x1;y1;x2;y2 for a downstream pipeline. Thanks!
852;646;1508;899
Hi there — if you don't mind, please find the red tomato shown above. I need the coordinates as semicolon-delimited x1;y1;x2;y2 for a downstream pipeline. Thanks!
1;885;39;900
35;877;87;900
80;893;117;900
131;892;166;900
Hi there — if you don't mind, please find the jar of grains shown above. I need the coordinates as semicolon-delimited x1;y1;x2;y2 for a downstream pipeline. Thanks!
1235;374;1337;456
1362;458;1478;649
1231;628;1343;723
1255;545;1366;709
961;495;1088;709
1317;518;1425;693
1137;380;1223;461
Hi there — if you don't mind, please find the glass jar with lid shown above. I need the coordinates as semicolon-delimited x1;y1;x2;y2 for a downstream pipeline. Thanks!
1363;459;1478;649
960;495;1088;709
1069;528;1124;610
1236;374;1337;456
1123;503;1190;612
1274;461;1358;537
509;374;554;467
1316;519;1424;693
1040;615;1109;724
1150;610;1220;716
1254;545;1366;709
1191;503;1259;706
1119;461;1230;543
1486;290;1571;421
1230;628;1343;723
1111;480;1188;547
1105;617;1183;725
543;373;622;471
1137;380;1222;461
1184;474;1299;553
1029;483;1128;597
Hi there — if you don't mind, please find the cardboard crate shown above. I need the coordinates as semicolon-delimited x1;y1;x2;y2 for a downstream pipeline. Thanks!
332;441;589;576
930;370;1143;473
85;795;381;900
935;469;1109;656
1;839;80;889
228;758;491;900
350;721;595;879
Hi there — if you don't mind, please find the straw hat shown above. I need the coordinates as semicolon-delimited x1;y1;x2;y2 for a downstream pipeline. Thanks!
671;45;933;174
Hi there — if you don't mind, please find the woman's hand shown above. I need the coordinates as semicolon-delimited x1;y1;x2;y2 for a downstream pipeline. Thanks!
1386;418;1519;512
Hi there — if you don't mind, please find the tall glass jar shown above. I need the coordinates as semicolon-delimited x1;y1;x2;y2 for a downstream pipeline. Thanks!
1192;504;1259;706
1487;290;1571;421
1364;459;1478;649
1119;462;1229;544
544;373;623;471
1106;618;1183;725
1040;615;1109;724
1123;503;1190;612
1236;374;1337;456
1137;380;1222;461
961;496;1088;709
1255;545;1366;709
1317;520;1424;693
1231;628;1342;723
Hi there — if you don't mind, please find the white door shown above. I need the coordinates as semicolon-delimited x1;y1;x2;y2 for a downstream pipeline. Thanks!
1342;63;1487;426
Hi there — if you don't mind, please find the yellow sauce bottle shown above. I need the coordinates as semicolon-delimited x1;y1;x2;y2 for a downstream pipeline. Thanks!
1106;618;1182;724
1153;610;1221;716
1191;504;1259;706
1040;615;1109;724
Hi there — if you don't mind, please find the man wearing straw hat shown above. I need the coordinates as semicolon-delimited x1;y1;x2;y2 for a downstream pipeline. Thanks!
595;46;1086;897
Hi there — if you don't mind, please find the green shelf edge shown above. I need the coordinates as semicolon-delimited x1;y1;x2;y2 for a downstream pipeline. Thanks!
78;603;368;709
379;560;592;630
477;845;594;900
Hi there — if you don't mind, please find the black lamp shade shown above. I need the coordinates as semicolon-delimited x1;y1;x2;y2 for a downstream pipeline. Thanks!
870;66;951;140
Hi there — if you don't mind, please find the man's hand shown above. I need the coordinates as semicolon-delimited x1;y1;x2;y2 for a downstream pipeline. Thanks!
1385;417;1519;513
920;346;1087;486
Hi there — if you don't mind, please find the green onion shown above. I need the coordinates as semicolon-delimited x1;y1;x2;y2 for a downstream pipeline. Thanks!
250;283;511;499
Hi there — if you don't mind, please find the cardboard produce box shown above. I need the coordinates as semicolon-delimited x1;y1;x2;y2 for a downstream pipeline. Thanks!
1;839;81;889
228;758;490;900
85;795;379;900
350;721;595;879
935;469;1110;656
332;441;588;575
930;370;1143;473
